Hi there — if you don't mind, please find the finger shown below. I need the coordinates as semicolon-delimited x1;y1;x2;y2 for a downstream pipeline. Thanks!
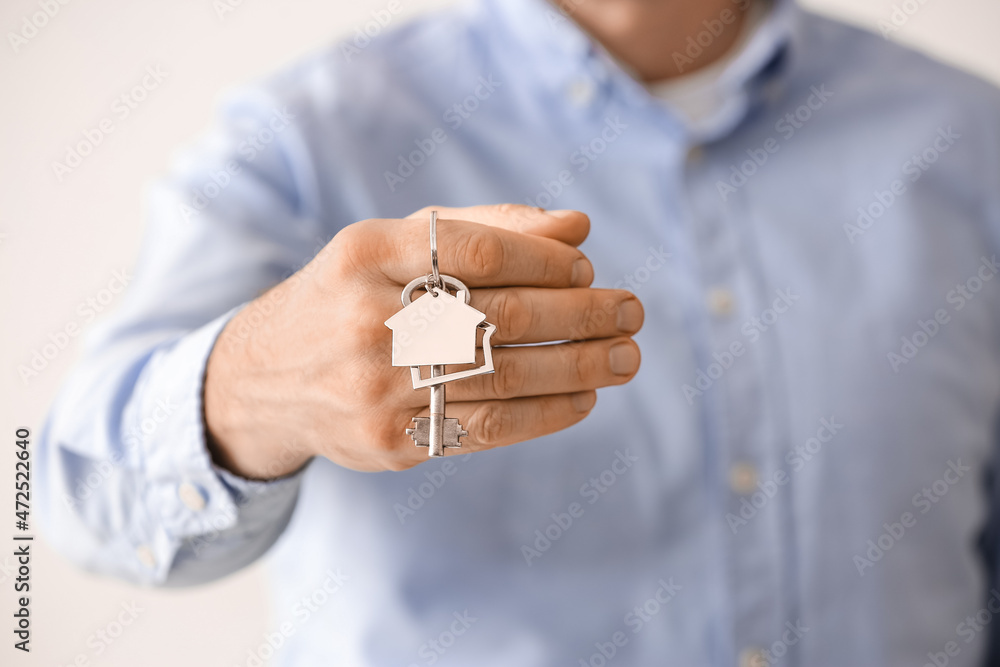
407;204;590;247
471;287;643;344
430;337;641;404
367;217;594;288
397;391;599;465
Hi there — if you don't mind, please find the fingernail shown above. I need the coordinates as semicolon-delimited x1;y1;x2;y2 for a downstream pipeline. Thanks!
609;342;640;376
616;299;643;333
548;209;578;218
572;390;597;412
571;258;593;287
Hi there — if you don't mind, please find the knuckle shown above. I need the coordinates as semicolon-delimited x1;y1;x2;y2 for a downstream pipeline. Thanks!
364;407;403;455
335;218;374;251
574;299;599;339
458;229;505;279
369;423;399;455
582;296;618;339
381;454;414;472
407;205;442;220
537;250;563;286
355;376;408;423
473;402;512;447
493;290;532;342
493;354;529;399
570;343;597;385
495;202;544;226
495;202;520;215
330;219;379;279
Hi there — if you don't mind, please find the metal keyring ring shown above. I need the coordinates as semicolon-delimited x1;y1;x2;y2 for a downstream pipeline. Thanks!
429;210;442;290
400;274;471;307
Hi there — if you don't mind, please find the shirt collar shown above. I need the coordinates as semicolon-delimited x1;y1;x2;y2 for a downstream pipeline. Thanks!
476;0;800;143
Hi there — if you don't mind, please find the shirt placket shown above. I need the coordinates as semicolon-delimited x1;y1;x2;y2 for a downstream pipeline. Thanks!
683;144;791;666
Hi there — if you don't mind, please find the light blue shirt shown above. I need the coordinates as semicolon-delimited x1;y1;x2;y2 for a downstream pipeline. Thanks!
38;0;1000;664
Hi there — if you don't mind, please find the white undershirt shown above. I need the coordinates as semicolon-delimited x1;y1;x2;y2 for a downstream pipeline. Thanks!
636;1;770;127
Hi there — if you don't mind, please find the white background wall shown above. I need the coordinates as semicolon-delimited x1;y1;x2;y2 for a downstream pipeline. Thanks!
1;0;998;665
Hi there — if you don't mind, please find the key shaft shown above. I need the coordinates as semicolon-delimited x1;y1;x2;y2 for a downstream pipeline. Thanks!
428;365;446;457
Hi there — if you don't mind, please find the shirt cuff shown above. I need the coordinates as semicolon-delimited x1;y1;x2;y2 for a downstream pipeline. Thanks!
122;306;307;584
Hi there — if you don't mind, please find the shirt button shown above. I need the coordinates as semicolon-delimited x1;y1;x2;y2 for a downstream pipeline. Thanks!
177;481;207;511
729;462;758;495
707;287;734;316
687;145;705;163
136;545;156;569
567;78;596;106
738;647;767;667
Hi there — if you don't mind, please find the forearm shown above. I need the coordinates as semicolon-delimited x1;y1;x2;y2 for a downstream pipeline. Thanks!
38;309;306;586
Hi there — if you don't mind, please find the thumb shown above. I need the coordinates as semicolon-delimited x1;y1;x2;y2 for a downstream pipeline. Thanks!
407;204;590;247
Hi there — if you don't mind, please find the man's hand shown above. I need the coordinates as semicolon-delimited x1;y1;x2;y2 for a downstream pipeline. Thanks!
203;204;643;477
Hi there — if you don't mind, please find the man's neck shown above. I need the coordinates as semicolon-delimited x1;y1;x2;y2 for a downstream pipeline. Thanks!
554;0;754;83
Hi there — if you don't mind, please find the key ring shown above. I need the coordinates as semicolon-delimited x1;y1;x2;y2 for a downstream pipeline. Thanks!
399;274;471;307
400;211;472;304
429;210;442;291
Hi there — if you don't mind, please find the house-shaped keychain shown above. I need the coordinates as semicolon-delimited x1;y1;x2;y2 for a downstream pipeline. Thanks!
385;289;485;367
385;284;497;389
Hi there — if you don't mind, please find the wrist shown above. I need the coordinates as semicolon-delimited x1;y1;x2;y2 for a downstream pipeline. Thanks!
203;309;312;480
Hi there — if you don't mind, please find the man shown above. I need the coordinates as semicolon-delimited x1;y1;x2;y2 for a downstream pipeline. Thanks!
38;0;1000;664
